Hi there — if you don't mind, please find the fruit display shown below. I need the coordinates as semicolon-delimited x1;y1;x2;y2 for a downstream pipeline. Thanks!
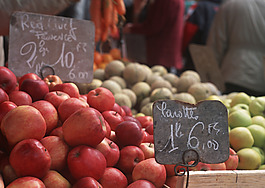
0;63;264;187
84;59;221;117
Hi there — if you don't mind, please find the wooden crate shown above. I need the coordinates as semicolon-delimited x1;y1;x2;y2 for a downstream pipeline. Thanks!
166;170;265;188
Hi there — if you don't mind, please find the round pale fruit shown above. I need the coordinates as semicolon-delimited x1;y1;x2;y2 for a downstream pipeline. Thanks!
229;104;250;115
229;127;254;151
252;147;265;165
247;124;265;148
249;97;265;117
251;116;265;129
228;109;252;129
237;148;261;170
230;92;251;107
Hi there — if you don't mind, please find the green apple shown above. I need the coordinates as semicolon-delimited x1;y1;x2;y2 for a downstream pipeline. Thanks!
230;92;251;107
252;147;265;164
251;116;265;129
229;103;250;115
247;124;265;148
237;148;261;170
134;113;145;117
249;97;265;117
228;109;252;129
229;127;254;151
222;98;232;109
258;164;265;170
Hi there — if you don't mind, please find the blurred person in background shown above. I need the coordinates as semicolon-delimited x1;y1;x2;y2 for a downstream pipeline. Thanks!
123;0;185;75
207;0;265;96
182;0;222;72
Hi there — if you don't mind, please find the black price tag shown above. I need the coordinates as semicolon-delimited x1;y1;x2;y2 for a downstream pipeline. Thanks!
8;11;95;83
153;100;229;165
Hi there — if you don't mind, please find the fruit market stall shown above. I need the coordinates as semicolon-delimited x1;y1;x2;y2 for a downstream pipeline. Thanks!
1;3;265;188
1;58;265;187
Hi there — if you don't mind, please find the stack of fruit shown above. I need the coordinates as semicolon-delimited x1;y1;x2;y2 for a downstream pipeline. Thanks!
0;66;241;187
215;92;265;170
86;60;221;117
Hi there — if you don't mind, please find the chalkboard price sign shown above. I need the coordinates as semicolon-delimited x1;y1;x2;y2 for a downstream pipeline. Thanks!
8;11;95;83
153;100;229;165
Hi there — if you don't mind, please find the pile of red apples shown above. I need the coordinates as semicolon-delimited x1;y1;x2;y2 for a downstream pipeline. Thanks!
0;66;238;188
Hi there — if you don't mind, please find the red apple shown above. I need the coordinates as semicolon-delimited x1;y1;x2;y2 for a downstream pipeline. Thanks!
9;139;51;178
209;162;226;170
165;176;180;188
6;176;45;188
67;145;106;181
141;130;154;143
96;137;120;167
72;177;102;188
112;103;126;117
224;147;239;170
115;121;144;147
8;90;32;106
0;132;9;153
43;74;63;91
0;174;4;188
122;116;141;128
1;105;46;147
102;110;124;131
121;105;132;116
49;126;64;140
42;170;71;188
116;145;145;174
87;87;115;112
51;82;80;98
79;94;88;103
20;79;49;101
132;158;166;188
40;136;70;171
139;143;155;159
109;130;117;142
135;115;153;128
58;97;89;122
0;66;17;94
0;101;17;125
62;107;106;147
44;91;70;109
0;150;9;171
145;122;154;135
18;72;41;88
127;180;156;188
99;167;128;188
0;88;9;104
104;119;112;139
31;100;59;134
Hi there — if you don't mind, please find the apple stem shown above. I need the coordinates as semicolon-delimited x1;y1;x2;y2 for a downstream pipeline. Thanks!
148;143;152;147
134;158;140;163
